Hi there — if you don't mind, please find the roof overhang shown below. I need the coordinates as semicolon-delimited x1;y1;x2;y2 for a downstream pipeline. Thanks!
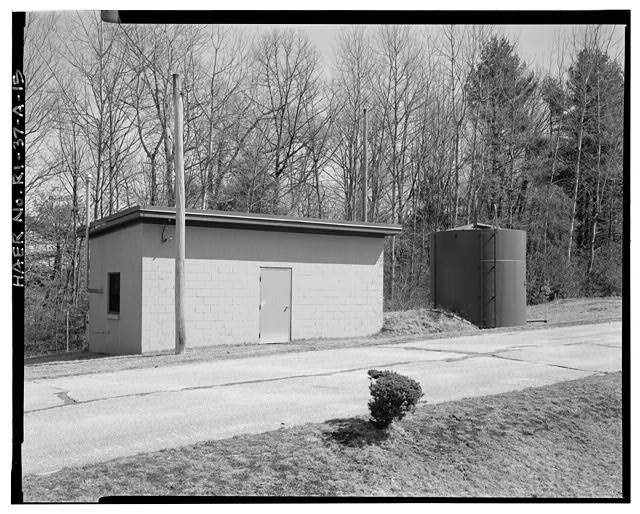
88;206;403;238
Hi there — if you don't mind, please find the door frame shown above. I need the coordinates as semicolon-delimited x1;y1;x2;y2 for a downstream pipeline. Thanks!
258;266;292;344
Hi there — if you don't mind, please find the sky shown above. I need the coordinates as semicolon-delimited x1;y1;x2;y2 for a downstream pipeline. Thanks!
33;14;628;80
254;23;625;76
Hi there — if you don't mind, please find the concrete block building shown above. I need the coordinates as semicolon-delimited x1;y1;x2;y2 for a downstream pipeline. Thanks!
88;206;401;355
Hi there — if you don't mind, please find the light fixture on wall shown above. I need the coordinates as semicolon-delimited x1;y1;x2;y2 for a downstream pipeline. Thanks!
161;226;173;244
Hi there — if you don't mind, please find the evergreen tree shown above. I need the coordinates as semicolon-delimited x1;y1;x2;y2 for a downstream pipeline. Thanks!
561;46;624;274
466;36;538;226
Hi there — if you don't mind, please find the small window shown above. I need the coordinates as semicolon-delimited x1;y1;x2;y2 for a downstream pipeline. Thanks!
108;272;121;314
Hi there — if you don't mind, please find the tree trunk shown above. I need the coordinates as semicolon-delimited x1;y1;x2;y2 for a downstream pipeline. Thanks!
587;74;604;275
567;104;587;264
466;108;480;224
542;132;561;252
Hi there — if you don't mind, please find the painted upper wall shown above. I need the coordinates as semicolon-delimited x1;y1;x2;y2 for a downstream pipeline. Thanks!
142;223;383;265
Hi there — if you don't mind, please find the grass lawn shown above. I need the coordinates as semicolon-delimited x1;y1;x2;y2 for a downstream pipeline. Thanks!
23;371;622;501
24;297;621;381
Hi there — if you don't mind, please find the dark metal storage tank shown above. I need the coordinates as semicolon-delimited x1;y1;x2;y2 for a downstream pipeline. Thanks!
430;223;526;328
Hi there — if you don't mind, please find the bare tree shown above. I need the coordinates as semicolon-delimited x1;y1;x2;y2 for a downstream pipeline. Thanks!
24;12;61;195
440;25;469;226
375;25;427;305
49;12;139;217
53;111;89;303
330;27;375;220
121;22;205;206
252;29;323;213
189;25;254;209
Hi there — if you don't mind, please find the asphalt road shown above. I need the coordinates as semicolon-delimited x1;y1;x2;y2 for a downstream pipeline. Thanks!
23;321;622;476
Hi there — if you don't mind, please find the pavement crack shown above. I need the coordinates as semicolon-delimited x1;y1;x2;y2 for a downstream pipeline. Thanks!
443;355;479;363
489;353;605;373
182;360;417;391
397;346;470;354
563;342;620;349
54;391;78;406
25;340;615;415
400;345;527;361
25;359;424;414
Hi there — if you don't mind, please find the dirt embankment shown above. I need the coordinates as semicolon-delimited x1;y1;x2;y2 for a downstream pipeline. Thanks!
526;297;622;324
381;308;478;336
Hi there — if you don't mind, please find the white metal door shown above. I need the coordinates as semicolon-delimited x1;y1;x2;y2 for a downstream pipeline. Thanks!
259;267;292;343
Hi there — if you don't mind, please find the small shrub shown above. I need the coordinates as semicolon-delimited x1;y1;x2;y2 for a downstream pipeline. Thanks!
367;369;423;429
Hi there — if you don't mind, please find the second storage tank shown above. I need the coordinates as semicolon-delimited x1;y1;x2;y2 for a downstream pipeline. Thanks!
430;223;526;328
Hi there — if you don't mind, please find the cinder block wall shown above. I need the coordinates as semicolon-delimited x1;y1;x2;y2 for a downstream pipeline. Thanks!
141;225;384;352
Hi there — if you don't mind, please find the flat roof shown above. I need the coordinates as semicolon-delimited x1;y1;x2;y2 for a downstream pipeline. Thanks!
89;206;403;238
447;222;497;230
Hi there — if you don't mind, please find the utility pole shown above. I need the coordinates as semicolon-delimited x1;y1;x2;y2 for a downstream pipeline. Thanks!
85;173;91;290
362;108;368;223
173;73;186;355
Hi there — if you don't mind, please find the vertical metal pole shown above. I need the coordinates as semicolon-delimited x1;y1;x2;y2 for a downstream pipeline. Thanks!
494;226;497;328
493;204;497;328
362;108;368;222
431;233;437;308
390;235;395;307
173;73;186;355
479;231;483;328
66;310;69;352
54;311;59;353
